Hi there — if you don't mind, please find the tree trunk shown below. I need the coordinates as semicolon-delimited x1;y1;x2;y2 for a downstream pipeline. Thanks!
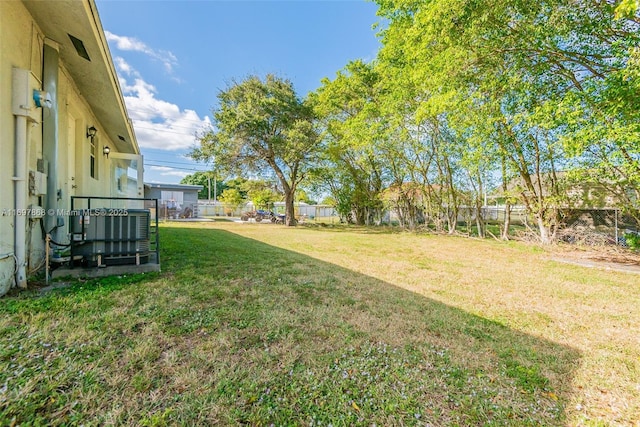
475;203;485;238
284;190;296;226
502;202;512;240
473;173;485;238
536;215;552;245
500;157;511;240
443;158;458;234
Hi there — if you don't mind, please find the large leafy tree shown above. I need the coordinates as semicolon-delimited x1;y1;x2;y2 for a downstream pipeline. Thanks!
241;179;282;210
180;171;225;200
312;61;390;225
374;0;639;242
218;188;245;215
191;75;319;226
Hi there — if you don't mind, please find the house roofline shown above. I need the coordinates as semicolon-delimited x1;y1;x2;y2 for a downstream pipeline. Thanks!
144;182;204;191
22;0;138;154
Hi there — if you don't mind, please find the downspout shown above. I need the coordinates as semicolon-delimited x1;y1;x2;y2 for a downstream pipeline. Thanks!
43;39;60;242
13;115;27;288
11;68;31;289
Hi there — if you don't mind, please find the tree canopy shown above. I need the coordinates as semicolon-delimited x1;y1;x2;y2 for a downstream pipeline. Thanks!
193;2;639;242
308;0;640;241
191;75;319;225
180;171;225;200
366;0;640;241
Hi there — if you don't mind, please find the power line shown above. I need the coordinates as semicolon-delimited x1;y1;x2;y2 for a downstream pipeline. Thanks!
132;119;209;132
133;125;201;137
127;107;212;122
127;108;212;125
127;105;209;117
146;158;209;167
146;163;209;172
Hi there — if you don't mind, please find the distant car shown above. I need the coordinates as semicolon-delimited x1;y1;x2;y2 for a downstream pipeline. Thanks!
240;210;277;222
271;213;286;224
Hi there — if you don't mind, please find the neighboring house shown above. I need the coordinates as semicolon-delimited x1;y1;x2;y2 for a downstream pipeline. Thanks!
495;172;638;210
145;183;203;219
563;180;637;210
1;0;144;295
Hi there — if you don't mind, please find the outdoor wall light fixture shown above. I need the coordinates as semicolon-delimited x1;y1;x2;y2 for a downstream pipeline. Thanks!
103;146;110;158
86;125;97;140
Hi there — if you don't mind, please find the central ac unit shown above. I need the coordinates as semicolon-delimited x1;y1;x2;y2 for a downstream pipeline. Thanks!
70;209;150;266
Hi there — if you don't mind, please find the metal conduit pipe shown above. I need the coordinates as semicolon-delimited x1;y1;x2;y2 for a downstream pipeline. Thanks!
43;40;60;242
13;110;28;289
12;67;46;289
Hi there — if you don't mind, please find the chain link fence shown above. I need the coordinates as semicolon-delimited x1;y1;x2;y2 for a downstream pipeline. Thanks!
464;206;639;247
197;202;338;221
557;208;638;246
197;201;638;247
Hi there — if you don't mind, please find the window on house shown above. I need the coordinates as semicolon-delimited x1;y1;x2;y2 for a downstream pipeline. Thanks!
89;136;97;179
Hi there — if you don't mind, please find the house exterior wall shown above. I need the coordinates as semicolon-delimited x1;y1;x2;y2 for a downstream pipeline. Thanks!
184;191;199;206
0;1;45;294
144;185;202;204
1;1;138;295
147;188;201;205
144;187;163;201
57;69;115;203
144;184;202;219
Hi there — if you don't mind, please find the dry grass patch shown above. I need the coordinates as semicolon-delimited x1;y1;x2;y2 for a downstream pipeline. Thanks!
206;222;640;425
0;221;638;426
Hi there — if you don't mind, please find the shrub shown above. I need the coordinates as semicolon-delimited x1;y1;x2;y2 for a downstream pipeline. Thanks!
624;232;640;251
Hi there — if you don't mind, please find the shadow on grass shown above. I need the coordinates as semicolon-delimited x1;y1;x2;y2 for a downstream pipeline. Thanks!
300;222;410;234
0;225;580;426
159;226;580;425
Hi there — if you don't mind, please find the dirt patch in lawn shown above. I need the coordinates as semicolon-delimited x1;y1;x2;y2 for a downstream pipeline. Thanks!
548;244;640;274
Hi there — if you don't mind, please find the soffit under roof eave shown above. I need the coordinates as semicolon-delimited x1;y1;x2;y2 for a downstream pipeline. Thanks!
22;0;139;155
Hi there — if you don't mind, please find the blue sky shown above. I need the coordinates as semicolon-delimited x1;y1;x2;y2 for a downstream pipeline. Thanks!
95;0;382;184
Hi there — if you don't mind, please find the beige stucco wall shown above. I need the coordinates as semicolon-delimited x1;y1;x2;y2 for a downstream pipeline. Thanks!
57;67;117;207
0;1;44;291
1;1;130;294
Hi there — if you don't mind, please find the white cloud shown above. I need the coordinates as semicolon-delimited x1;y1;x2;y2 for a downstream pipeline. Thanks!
114;56;137;77
106;31;178;74
111;57;211;151
149;166;191;178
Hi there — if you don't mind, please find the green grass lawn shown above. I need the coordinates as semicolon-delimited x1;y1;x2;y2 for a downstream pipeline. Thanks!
1;222;638;426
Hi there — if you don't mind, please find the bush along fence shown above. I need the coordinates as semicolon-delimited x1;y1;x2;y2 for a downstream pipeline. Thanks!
557;208;639;249
195;201;638;248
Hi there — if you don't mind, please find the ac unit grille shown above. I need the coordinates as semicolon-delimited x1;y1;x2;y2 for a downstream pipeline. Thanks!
103;214;150;256
70;209;151;266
